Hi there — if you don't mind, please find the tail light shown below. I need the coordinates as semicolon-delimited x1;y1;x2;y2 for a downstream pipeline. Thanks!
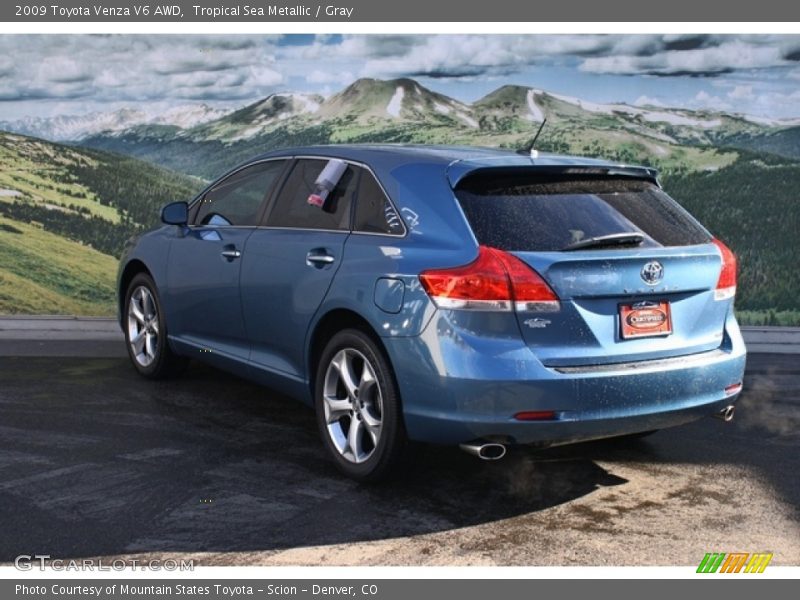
419;246;559;312
712;238;737;301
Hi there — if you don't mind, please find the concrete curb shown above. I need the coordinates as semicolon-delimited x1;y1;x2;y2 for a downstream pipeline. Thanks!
0;316;799;353
738;327;800;355
0;315;121;341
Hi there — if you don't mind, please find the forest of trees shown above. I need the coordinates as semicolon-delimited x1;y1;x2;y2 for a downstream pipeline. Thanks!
65;147;205;229
663;152;800;312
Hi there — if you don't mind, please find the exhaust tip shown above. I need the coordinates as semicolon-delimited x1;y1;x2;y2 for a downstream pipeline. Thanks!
478;443;507;460
714;405;736;422
459;442;507;461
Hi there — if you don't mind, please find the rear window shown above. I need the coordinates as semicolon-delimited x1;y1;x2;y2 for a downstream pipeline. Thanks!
455;175;710;251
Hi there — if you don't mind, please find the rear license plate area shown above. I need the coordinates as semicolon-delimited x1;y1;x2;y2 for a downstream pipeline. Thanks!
620;300;672;339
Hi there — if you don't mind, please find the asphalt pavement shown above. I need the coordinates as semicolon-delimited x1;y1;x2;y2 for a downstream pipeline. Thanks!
0;340;797;566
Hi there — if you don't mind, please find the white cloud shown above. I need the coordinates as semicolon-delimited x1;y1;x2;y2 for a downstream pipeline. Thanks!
2;34;800;121
579;38;790;76
292;34;800;84
634;95;665;107
246;65;284;87
0;35;288;105
307;69;355;84
691;90;733;112
728;85;754;100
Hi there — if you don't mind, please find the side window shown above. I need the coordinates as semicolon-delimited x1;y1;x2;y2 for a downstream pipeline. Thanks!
354;169;403;235
195;160;285;227
266;159;356;231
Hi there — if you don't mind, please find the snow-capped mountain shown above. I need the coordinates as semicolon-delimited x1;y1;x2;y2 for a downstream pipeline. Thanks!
316;78;476;126
0;104;230;141
192;93;324;141
6;77;800;182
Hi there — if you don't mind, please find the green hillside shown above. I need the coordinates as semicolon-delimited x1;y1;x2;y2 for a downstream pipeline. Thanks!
82;123;336;181
0;132;204;315
0;214;117;315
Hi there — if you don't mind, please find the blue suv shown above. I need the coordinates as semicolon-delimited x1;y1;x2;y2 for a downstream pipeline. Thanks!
118;145;746;480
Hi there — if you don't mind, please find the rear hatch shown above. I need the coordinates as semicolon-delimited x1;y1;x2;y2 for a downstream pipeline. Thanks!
454;169;730;367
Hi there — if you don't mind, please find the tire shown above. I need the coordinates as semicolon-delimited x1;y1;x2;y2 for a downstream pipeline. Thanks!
314;328;408;482
123;272;186;379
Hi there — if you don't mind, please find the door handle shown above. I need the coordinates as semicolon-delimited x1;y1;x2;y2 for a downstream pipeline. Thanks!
306;252;335;266
221;249;242;260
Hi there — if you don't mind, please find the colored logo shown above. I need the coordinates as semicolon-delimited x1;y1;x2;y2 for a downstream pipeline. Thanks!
696;552;773;573
626;306;668;330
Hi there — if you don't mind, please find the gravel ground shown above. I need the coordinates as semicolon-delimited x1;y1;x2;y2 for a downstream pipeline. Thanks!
0;353;797;566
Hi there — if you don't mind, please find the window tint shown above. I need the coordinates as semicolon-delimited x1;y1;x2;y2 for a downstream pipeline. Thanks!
354;170;403;235
455;175;710;251
195;160;285;227
267;159;356;230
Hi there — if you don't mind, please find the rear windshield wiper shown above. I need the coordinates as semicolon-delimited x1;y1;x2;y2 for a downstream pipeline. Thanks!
561;232;645;251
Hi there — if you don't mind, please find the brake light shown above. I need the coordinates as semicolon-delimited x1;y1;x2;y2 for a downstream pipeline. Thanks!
712;238;737;301
419;246;560;312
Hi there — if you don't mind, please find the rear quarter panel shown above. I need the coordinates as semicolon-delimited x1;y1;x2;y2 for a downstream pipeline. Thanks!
307;160;481;369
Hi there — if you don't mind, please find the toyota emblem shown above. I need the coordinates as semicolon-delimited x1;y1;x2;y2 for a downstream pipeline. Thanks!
641;261;664;286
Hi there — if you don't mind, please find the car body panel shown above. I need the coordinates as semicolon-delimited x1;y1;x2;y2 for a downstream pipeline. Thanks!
510;244;730;366
384;309;745;445
164;226;254;361
241;228;348;379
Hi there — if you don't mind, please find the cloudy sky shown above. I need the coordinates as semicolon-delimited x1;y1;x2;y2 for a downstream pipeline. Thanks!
1;34;800;120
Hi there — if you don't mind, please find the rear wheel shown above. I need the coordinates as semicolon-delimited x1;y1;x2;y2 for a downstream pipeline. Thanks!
124;272;186;379
315;329;407;481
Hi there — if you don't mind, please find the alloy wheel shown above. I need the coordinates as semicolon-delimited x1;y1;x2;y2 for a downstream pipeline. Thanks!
322;348;384;464
127;285;159;367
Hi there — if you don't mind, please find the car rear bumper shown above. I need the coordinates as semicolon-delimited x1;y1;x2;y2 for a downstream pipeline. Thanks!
383;312;746;446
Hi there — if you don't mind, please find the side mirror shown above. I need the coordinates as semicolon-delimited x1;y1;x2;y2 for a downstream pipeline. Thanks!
161;201;188;226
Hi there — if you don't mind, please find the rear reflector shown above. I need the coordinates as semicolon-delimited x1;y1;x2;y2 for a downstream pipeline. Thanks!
724;382;743;396
419;246;560;312
712;238;737;301
514;410;557;421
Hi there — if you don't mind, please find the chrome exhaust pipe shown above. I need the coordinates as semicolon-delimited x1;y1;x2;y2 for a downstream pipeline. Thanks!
459;442;507;461
713;405;736;422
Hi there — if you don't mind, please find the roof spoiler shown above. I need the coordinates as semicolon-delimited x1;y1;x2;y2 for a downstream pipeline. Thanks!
446;159;660;189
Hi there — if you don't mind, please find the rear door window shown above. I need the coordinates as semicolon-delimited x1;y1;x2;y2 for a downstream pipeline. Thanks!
455;174;710;251
266;159;356;231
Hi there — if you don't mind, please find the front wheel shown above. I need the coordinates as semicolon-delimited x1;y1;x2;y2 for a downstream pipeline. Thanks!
314;329;408;481
123;272;186;379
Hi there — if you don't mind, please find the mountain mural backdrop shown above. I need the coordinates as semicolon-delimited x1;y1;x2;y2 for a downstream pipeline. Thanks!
1;78;799;323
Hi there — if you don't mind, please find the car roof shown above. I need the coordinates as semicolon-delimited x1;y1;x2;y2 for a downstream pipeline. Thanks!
258;143;521;165
252;144;659;185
